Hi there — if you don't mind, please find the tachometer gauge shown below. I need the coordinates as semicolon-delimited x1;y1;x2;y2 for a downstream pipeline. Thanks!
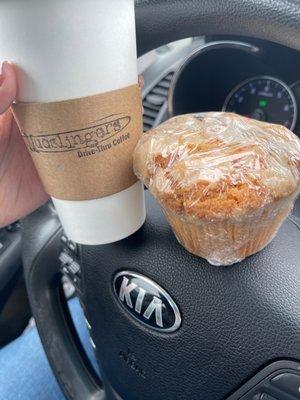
223;76;297;131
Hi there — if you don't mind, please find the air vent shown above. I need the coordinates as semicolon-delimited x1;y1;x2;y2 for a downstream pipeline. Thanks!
143;72;174;132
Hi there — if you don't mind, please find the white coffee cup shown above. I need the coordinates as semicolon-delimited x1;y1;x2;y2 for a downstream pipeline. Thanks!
0;0;146;245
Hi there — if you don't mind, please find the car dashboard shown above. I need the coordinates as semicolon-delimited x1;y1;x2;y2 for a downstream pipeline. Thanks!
141;37;300;137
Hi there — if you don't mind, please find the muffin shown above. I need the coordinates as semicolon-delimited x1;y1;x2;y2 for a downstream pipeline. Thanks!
133;112;300;266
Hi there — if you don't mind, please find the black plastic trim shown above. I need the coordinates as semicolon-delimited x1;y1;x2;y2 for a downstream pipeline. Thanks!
226;360;300;400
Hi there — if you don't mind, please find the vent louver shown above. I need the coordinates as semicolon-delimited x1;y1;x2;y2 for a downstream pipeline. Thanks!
143;72;174;132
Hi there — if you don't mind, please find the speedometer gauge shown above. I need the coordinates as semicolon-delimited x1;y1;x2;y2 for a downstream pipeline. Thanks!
223;76;297;131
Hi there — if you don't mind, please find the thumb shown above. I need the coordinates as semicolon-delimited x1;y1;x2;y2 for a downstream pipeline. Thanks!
0;62;17;115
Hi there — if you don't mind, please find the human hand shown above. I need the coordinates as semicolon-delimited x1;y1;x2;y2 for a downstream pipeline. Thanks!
0;62;49;228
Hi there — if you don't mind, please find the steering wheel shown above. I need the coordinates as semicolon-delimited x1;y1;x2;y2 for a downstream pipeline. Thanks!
22;2;300;400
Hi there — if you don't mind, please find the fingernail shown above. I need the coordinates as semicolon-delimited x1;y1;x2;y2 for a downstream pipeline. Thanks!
1;61;9;78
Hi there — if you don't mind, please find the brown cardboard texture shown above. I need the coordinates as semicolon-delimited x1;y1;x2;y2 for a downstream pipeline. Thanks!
12;84;142;201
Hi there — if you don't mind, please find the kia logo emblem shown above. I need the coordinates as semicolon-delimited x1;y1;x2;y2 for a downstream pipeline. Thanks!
113;271;182;333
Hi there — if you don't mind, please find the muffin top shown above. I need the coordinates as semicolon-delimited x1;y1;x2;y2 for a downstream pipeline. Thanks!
133;112;300;220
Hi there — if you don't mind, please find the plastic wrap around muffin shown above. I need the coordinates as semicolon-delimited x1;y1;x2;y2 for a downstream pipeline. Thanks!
133;112;300;266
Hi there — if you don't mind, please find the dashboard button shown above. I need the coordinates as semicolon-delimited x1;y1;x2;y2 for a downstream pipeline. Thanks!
68;261;80;275
61;235;68;245
271;373;300;398
59;251;73;266
68;241;77;254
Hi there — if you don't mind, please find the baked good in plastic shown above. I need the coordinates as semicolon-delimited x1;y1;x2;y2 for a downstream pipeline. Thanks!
133;112;300;266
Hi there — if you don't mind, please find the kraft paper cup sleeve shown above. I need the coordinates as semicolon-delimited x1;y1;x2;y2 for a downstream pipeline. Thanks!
12;84;142;201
